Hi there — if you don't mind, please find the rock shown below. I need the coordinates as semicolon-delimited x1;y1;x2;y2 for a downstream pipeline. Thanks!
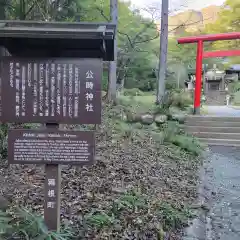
155;114;167;124
0;195;9;210
171;114;186;124
126;111;141;123
140;114;154;125
134;122;143;129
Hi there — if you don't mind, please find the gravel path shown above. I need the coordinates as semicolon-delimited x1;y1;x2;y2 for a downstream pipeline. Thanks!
184;106;240;240
203;106;240;116
207;146;240;240
184;146;240;240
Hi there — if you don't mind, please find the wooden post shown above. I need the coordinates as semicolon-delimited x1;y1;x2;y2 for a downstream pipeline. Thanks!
44;123;61;231
156;0;169;105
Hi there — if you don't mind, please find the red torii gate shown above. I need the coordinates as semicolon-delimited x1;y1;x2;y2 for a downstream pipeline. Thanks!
178;32;240;114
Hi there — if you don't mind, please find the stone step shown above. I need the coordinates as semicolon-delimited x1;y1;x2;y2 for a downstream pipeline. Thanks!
197;138;240;147
186;116;240;123
185;121;240;127
192;132;240;140
185;126;240;133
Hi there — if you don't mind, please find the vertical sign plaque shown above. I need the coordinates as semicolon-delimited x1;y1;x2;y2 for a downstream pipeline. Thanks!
44;163;61;230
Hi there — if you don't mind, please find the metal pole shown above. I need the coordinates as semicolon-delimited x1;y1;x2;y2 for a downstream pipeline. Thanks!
194;40;203;114
156;0;169;105
108;0;118;101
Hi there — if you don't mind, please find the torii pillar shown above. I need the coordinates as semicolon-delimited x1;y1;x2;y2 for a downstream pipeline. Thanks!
178;32;240;114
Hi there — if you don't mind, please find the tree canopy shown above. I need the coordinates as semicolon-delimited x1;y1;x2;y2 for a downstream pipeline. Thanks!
205;0;240;65
1;0;238;91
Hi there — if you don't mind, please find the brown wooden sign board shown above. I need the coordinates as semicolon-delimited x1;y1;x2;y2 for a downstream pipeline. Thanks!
8;129;95;165
0;57;102;124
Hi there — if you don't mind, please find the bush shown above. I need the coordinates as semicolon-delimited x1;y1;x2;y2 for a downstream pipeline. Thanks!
157;202;194;230
0;207;74;239
160;121;203;156
228;81;240;94
167;135;203;156
233;91;240;105
123;88;145;97
169;91;192;110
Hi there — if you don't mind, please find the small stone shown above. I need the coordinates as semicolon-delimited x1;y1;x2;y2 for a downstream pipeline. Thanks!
155;114;167;124
140;114;154;125
171;114;186;124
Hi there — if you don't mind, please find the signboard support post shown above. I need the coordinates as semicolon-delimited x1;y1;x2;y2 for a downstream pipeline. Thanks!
44;123;61;231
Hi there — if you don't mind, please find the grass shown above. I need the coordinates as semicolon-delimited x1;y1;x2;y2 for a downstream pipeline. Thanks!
0;208;74;240
84;191;195;234
134;95;155;104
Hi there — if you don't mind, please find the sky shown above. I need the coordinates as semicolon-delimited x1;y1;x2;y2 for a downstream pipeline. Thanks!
128;0;225;14
123;0;225;19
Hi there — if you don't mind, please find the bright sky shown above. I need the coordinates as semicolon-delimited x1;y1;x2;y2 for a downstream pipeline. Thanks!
124;0;225;19
129;0;225;10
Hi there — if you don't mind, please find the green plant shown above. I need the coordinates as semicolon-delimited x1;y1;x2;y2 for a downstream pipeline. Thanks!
85;212;115;228
233;90;240;106
167;135;202;156
0;207;74;239
0;124;8;159
157;202;194;231
0;209;12;234
114;193;147;211
123;88;145;97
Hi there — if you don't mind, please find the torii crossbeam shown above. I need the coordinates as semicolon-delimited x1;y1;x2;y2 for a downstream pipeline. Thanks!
178;32;240;114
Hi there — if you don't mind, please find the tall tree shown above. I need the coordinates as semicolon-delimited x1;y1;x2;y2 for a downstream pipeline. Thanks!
205;0;240;64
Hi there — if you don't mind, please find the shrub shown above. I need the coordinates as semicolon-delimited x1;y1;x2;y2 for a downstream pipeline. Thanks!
167;135;202;156
233;91;240;105
160;121;203;156
157;202;194;230
123;88;145;97
0;207;74;239
228;81;240;94
170;91;192;110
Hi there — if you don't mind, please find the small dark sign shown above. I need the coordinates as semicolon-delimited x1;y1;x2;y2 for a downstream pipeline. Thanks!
44;164;61;231
8;129;95;165
0;57;102;124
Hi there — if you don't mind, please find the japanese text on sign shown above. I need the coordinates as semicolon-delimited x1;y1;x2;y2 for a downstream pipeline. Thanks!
1;58;102;124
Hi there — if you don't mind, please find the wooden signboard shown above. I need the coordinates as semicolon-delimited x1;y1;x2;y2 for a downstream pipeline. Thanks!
0;58;102;124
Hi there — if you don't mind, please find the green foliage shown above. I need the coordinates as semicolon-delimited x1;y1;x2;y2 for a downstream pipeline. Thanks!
166;135;203;156
205;0;240;65
159;121;203;155
85;212;115;228
123;88;145;96
228;81;240;94
0;208;74;239
0;124;8;159
233;91;240;106
114;192;147;212
157;202;194;230
155;90;192;112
